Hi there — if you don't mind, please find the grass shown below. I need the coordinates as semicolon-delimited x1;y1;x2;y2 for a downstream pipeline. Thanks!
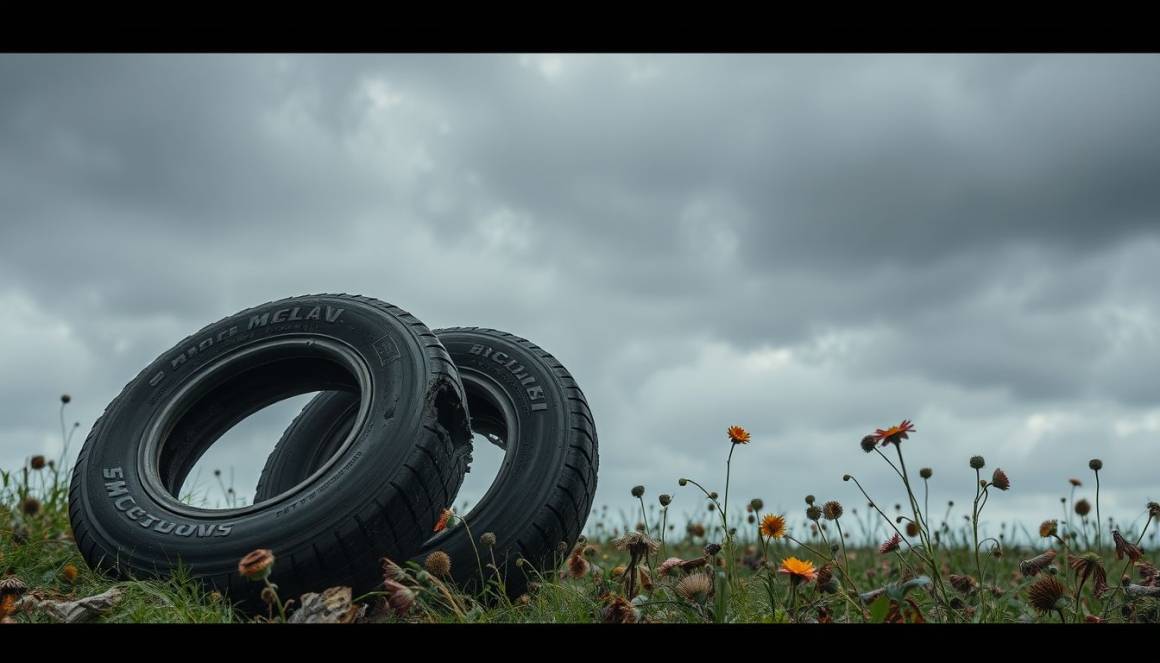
2;403;1158;623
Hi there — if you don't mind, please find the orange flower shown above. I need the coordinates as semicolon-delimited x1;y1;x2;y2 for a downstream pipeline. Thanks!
433;508;454;533
872;419;915;446
760;514;787;539
778;556;818;584
727;425;751;444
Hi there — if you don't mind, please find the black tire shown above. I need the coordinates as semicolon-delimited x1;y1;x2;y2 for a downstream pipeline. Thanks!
255;327;598;598
67;294;472;610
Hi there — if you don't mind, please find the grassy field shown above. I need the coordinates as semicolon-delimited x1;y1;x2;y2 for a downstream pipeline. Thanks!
2;408;1158;624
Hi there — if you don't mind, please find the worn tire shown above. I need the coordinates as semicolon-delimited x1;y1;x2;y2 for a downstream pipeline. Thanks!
255;327;598;597
67;294;472;610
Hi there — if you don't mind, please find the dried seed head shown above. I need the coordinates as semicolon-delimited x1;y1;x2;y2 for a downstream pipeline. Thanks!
991;468;1011;491
678;478;688;486
749;498;764;511
823;500;843;521
1027;576;1069;614
805;495;816;505
566;550;591;579
260;586;278;606
687;522;706;538
970;455;985;470
949;574;978;595
381;557;407;583
60;394;71;404
1039;520;1058;538
1020;549;1058;577
658;557;684;578
879;533;902;554
582;544;598;558
1147;502;1160;520
747;514;755;524
703;543;722;557
631;485;645;498
905;521;920;537
806;505;822;522
425;551;452;577
658;494;672;507
238;549;275;581
919;467;933;480
29;456;46;471
20;497;40;516
675;573;714;604
1069;478;1083;487
1113;529;1143;562
1075;499;1092;517
480;532;497;548
1089;458;1103;471
860;435;878;453
612;530;659;557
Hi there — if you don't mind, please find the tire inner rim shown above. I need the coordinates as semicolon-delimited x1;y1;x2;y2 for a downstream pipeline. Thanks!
139;335;373;518
431;364;520;536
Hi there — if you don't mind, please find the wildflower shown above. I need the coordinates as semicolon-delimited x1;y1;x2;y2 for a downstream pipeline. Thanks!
823;500;843;521
880;533;902;554
61;564;78;584
1027;576;1069;614
675;573;714;604
1137;560;1159;587
1069;478;1082;487
425;551;451;577
0;575;27;620
480;532;497;548
383;579;415;616
970;455;985;470
1019;549;1057;577
815;563;834;586
806;505;822;522
60;394;71;404
612;530;659;557
703;543;722;557
919;467;933;479
949;574;978;595
631;485;645;498
778;557;818;585
678;478;688;486
872;419;915;446
860;435;878;453
749;498;764;511
804;495;816;505
727;425;750;444
20;497;40;516
991;468;1010;491
433;508;454;533
30;456;46;471
1112;529;1142;562
658;494;672;507
1039;520;1058;538
760;514;787;539
1088;459;1103;471
708;491;718;500
238;549;275;580
1069;553;1108;597
1148;502;1160;520
658;557;684;578
601;594;638;623
566;549;591;579
1074;499;1091;517
905;521;920;537
381;557;407;583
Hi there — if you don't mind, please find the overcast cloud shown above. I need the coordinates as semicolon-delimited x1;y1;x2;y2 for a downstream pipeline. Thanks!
3;54;1159;543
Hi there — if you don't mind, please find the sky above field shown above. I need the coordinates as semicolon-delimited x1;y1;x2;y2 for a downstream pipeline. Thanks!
2;54;1159;542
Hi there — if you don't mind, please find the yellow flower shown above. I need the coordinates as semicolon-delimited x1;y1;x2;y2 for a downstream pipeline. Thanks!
778;556;818;583
760;514;787;539
727;425;751;445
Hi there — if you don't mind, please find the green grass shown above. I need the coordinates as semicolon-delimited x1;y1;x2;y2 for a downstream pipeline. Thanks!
3;406;1158;623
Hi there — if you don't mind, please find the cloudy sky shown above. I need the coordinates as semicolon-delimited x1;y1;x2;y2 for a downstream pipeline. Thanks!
3;54;1159;544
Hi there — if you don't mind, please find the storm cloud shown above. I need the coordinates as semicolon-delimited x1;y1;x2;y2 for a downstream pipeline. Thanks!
3;54;1158;540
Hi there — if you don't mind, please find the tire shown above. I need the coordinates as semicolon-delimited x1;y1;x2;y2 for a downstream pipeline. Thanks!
255;327;598;598
67;294;473;610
